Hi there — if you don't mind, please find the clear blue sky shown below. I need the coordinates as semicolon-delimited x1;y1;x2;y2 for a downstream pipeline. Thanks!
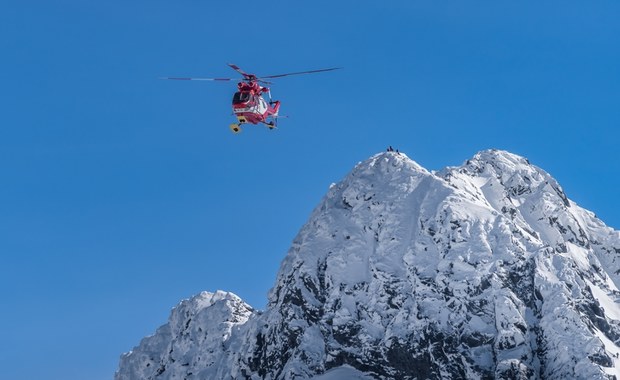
1;1;619;379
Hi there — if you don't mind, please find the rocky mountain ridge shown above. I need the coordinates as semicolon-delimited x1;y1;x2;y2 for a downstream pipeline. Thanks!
116;150;620;379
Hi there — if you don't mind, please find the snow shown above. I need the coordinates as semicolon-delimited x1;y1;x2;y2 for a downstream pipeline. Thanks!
117;149;620;380
587;279;620;321
593;328;620;378
311;365;375;379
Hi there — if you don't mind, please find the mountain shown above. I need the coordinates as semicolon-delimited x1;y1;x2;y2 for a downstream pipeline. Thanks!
116;150;620;379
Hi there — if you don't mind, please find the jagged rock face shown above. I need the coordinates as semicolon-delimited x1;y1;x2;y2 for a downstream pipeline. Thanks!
116;150;620;380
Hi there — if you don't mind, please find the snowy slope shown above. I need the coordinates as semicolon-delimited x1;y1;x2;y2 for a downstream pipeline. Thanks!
116;150;620;380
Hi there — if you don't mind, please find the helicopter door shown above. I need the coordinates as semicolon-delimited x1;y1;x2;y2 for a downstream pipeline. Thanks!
257;96;268;114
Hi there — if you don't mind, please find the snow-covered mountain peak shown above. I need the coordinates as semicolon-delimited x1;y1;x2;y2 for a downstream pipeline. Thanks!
441;149;559;198
356;151;429;176
116;291;253;380
326;151;430;205
268;151;436;307
117;150;620;380
469;148;534;171
438;149;571;228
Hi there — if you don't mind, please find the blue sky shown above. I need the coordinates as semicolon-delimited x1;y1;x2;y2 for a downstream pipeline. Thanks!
1;1;619;379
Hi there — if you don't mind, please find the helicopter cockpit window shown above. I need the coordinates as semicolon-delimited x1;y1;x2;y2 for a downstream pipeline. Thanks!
232;92;251;104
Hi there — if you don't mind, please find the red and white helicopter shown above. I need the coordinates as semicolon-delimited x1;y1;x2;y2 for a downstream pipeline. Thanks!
161;64;341;133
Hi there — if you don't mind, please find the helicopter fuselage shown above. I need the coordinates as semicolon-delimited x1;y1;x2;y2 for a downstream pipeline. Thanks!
231;81;279;125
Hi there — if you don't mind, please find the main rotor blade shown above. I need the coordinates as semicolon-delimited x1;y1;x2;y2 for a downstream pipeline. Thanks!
159;77;235;81
227;63;254;79
259;67;342;79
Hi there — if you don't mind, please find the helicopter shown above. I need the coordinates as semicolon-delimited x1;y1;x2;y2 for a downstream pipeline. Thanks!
161;64;341;133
